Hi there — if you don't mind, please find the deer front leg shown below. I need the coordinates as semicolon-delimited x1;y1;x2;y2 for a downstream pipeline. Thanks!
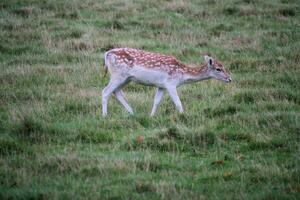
114;89;134;115
150;88;164;116
166;87;183;113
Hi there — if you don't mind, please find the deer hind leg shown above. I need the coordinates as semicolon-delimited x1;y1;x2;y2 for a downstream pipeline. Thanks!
166;87;183;113
114;89;133;115
150;88;164;116
102;77;129;117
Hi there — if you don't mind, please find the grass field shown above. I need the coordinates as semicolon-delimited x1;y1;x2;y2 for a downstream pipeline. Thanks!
0;0;299;199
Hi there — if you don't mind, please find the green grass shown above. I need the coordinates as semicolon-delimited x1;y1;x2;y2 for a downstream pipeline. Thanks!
0;0;299;199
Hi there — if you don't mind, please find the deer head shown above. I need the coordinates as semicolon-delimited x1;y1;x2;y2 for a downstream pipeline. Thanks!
204;55;232;83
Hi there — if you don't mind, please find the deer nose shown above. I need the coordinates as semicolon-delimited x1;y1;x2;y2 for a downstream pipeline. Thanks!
227;77;232;83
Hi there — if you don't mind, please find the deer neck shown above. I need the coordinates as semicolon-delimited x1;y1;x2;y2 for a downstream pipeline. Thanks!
182;64;211;84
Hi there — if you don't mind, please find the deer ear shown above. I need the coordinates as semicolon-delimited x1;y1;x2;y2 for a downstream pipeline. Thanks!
204;55;213;67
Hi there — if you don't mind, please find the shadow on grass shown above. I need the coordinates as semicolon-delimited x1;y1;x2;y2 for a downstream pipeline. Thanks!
123;126;215;153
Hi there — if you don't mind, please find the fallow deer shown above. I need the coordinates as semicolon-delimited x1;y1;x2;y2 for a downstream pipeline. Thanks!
102;48;231;117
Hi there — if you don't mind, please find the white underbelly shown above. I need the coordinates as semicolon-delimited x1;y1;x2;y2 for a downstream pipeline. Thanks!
129;66;168;87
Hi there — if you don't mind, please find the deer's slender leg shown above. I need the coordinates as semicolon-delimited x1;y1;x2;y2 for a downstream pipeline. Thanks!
150;88;164;116
166;87;183;113
114;89;133;114
102;77;128;117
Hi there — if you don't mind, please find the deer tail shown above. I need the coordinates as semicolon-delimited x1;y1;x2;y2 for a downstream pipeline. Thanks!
103;52;108;78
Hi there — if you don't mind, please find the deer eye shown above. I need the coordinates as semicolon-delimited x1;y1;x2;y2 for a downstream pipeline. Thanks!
216;68;221;72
